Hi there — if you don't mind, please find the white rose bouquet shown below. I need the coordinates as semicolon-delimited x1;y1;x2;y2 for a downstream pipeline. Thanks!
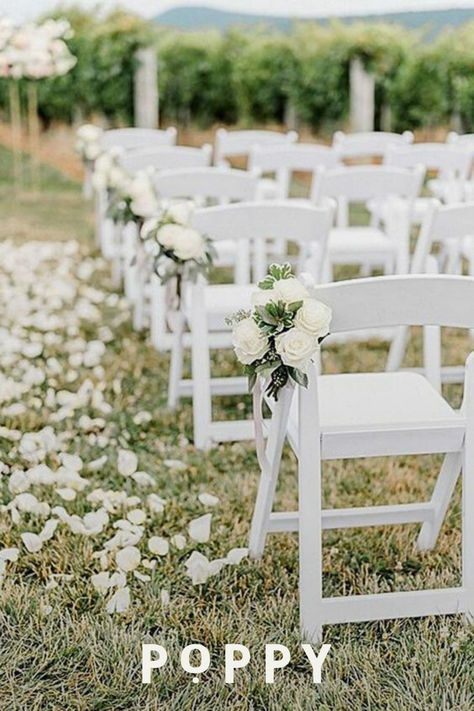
0;19;76;79
75;124;103;164
229;263;332;400
140;202;215;298
107;168;159;228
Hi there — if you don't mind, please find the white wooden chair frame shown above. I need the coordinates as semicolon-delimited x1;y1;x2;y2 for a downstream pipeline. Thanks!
312;165;424;277
382;143;474;223
249;274;474;642
248;143;340;200
168;201;334;449
146;168;261;350
119;144;212;174
332;130;414;160
214;128;298;166
387;200;474;380
100;127;177;151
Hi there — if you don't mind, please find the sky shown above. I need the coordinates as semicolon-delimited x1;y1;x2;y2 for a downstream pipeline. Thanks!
5;0;474;23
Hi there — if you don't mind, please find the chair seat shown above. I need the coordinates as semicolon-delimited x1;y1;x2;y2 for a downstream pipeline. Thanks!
287;372;465;459
328;227;395;263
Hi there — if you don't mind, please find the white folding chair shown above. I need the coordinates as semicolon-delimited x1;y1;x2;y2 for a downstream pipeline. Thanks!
249;274;474;642
100;127;177;151
96;129;178;257
119;144;212;174
214;128;298;198
168;202;334;449
214;128;298;166
248;143;340;200
387;200;474;380
148;167;261;349
381;143;474;224
332;130;413;161
311;165;424;278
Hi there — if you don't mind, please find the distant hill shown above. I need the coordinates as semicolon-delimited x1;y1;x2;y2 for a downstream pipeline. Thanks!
154;6;474;38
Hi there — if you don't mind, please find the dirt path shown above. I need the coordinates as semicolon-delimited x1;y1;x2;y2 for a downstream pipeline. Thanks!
0;121;83;180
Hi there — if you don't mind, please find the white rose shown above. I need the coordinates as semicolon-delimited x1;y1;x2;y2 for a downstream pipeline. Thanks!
172;227;206;261
167;201;194;225
76;123;102;143
273;278;309;304
95;152;113;174
275;327;318;371
232;317;268;365
294;299;332;337
156;223;181;250
92;171;107;192
141;218;160;241
84;144;100;161
251;288;277;307
131;193;159;218
108;166;128;190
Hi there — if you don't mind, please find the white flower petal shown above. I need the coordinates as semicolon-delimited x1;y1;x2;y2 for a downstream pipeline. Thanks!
117;449;138;477
21;532;43;553
0;547;19;562
39;519;58;542
115;546;141;572
148;536;169;556
55;487;76;501
91;571;111;594
170;534;186;550
198;493;219;507
127;509;146;525
105;586;130;614
226;547;248;565
188;514;212;543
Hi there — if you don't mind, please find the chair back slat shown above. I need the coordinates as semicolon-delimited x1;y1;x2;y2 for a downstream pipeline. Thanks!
100;127;176;151
412;200;474;273
312;275;474;332
311;165;424;204
192;201;333;245
120;145;212;173
249;144;340;199
386;143;473;178
214;128;297;164
154;167;259;203
332;130;413;159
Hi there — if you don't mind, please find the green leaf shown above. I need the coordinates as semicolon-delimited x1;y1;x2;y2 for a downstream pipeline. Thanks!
288;368;309;388
287;300;303;312
254;306;278;326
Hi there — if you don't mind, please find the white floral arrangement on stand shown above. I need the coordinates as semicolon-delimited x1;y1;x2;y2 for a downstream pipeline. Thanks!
0;18;76;79
229;263;332;400
141;203;215;304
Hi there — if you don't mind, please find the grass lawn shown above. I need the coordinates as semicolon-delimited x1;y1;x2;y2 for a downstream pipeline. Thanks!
0;146;473;710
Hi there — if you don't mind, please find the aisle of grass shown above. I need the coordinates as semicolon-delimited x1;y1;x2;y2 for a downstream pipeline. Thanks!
0;150;473;710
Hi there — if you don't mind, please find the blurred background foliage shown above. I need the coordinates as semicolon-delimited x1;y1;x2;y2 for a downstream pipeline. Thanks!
2;7;474;134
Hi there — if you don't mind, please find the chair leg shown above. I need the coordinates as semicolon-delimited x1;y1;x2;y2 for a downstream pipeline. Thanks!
133;269;146;331
416;451;462;551
462;354;474;622
467;247;474;340
167;313;184;410
150;278;167;352
248;387;293;560
191;310;212;451
298;372;324;643
386;326;409;372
